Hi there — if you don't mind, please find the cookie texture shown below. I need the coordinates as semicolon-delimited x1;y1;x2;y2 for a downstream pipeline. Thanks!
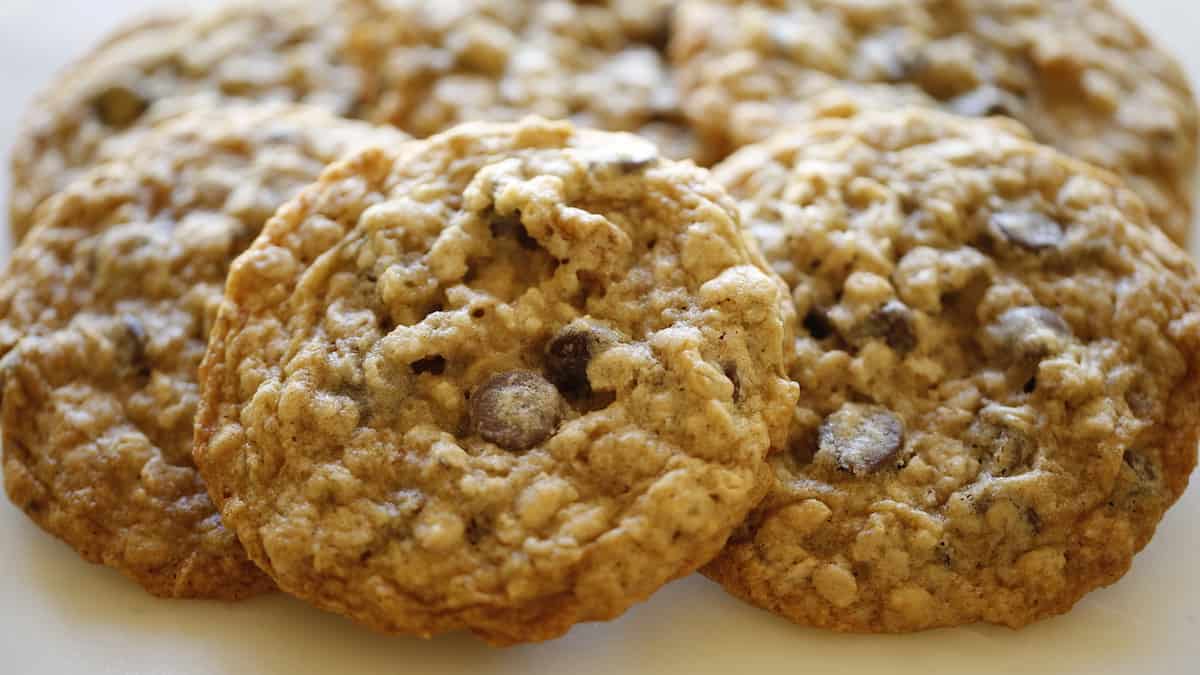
193;118;797;644
8;0;370;240
672;0;1200;244
353;0;698;161
0;103;407;599
704;109;1200;632
10;0;696;241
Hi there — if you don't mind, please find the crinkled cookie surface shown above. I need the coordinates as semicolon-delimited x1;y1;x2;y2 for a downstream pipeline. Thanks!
704;108;1200;633
353;0;696;160
0;103;407;599
8;0;371;240
10;0;696;241
193;118;797;644
672;0;1199;244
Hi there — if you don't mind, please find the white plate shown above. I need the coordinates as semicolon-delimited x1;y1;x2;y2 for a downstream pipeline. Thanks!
1;2;1197;673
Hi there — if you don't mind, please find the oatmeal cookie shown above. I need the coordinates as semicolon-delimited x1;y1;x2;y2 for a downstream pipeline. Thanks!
0;103;407;599
353;0;697;161
704;108;1200;632
10;0;697;241
8;0;371;240
672;0;1199;244
193;118;797;644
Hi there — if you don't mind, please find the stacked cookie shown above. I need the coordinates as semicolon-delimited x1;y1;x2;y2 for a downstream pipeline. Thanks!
3;0;1198;646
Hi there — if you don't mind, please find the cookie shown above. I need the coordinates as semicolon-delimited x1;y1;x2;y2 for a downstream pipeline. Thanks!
10;0;697;242
8;0;371;241
672;0;1199;245
0;103;407;599
704;108;1200;632
192;118;798;644
353;0;699;161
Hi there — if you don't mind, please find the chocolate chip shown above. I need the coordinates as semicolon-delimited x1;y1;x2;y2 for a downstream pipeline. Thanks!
856;300;917;354
120;315;151;379
465;516;488;545
545;329;595;396
1122;448;1158;483
803;308;834;340
967;418;1035;477
489;211;538;250
1025;508;1042;534
584;144;660;175
990;211;1064;251
1018;307;1070;337
471;371;562;451
91;85;149;128
788;429;819;467
1124;376;1158;418
817;404;905;476
615;155;660;174
411;355;446;376
949;85;1023;118
987;306;1073;363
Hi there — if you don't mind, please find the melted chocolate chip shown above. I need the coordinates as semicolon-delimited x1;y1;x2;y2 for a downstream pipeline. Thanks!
803;308;835;340
545;329;595;396
411;355;446;376
968;418;1036;477
991;211;1065;251
91;85;150;128
949;85;1023;118
584;144;661;175
471;371;562;452
120;315;151;379
788;431;818;467
988;306;1073;363
857;300;917;354
615;155;660;174
817;404;905;476
1122;448;1158;483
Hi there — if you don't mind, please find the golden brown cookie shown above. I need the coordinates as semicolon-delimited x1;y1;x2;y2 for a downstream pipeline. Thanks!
704;108;1200;632
8;0;372;240
0;103;407;599
352;0;697;160
193;118;797;644
10;0;697;241
672;0;1199;244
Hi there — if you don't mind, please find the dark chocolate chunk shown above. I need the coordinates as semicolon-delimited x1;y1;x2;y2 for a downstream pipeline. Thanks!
545;328;595;396
92;85;150;128
471;371;562;451
817;404;905;476
991;211;1065;251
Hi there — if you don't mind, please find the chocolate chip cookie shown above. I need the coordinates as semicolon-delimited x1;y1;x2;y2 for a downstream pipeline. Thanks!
8;0;372;241
353;0;698;161
193;118;798;644
0;103;407;599
704;108;1200;632
10;0;696;242
672;0;1199;245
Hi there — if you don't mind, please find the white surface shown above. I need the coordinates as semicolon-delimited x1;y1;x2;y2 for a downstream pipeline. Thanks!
1;1;1199;673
